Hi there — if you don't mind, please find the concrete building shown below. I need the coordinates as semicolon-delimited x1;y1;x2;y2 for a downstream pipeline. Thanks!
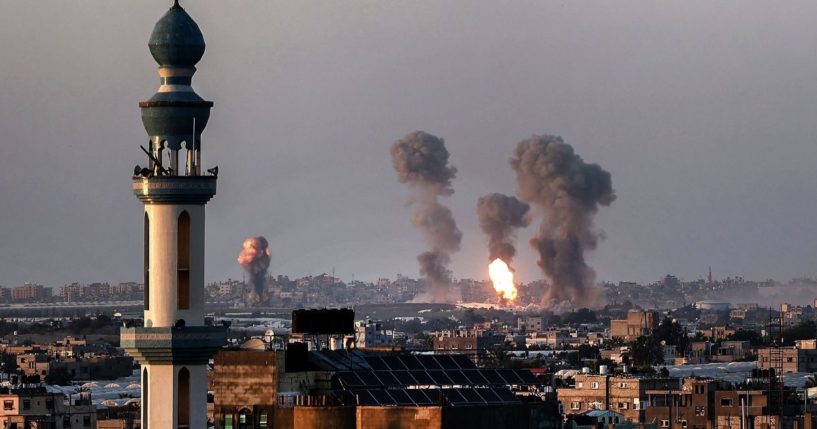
12;284;51;302
645;378;718;429
557;374;680;422
120;3;228;428
757;345;817;373
518;316;546;332
610;311;660;341
0;387;95;429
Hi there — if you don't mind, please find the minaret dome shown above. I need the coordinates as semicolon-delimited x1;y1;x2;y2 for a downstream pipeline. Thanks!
148;1;206;68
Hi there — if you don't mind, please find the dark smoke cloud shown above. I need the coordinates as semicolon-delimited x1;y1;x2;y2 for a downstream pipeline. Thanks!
510;135;615;311
476;193;530;265
237;236;271;307
391;131;462;302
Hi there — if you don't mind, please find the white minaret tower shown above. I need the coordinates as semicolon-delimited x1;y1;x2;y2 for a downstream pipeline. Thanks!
121;2;226;428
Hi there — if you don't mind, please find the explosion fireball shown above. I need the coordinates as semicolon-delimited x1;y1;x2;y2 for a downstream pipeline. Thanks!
488;258;517;301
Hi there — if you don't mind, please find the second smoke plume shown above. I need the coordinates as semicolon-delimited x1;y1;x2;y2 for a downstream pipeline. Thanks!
476;193;530;265
391;131;462;302
510;135;615;310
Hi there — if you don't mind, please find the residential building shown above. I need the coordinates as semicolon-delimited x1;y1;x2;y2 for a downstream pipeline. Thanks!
557;374;680;422
610;311;659;341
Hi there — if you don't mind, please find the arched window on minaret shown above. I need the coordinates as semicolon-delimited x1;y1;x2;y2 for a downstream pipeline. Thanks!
178;211;190;310
142;367;149;429
144;212;150;311
178;367;190;428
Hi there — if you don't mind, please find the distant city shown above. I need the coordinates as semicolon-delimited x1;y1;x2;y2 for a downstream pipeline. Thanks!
2;273;815;310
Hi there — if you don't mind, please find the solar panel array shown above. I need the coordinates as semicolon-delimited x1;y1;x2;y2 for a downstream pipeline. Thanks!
352;387;520;407
335;355;540;389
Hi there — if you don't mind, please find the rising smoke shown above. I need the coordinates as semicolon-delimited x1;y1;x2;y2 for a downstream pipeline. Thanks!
476;193;530;265
237;236;271;306
509;135;615;310
391;131;462;302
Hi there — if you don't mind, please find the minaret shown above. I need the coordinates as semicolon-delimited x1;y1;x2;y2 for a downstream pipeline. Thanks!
121;2;226;428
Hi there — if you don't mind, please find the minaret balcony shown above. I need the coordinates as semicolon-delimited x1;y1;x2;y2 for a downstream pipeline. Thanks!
120;325;228;365
132;175;217;204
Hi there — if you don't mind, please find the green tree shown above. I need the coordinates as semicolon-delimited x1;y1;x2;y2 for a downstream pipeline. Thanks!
45;367;73;386
630;335;663;366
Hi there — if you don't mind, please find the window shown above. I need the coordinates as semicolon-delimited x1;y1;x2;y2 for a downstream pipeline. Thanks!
178;367;190;428
22;399;30;410
46;398;53;410
83;416;91;427
591;382;599;389
577;382;584;388
570;401;581;410
259;414;268;428
720;398;733;407
225;416;233;429
695;406;705;416
4;400;13;410
619;382;628;388
177;211;190;310
144;212;150;310
143;368;149;429
680;420;688;428
618;402;629;409
661;420;670;428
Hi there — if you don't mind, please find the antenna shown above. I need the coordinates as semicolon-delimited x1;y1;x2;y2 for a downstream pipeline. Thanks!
192;116;196;175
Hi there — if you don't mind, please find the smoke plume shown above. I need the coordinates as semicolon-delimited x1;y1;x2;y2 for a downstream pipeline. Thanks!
476;193;530;265
237;236;271;306
391;131;462;302
509;135;615;311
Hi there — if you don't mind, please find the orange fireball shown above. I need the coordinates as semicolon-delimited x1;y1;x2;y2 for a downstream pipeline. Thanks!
488;258;517;301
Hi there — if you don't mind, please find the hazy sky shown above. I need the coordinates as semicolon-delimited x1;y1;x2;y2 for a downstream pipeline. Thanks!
2;1;817;288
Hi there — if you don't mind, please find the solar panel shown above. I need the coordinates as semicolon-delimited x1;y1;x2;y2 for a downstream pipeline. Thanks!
355;390;378;405
337;371;365;388
493;388;520;403
370;389;395;406
381;355;407;371
387;389;415;406
462;370;489;385
481;369;505;385
434;355;459;370
445;370;470;385
365;356;390;371
515;369;540;385
428;370;453;385
356;371;382;387
392;370;417;386
497;369;524;385
451;355;477;369
475;388;502;404
416;355;443;370
406;389;435;406
457;388;485;404
374;371;400;387
410;370;434;385
444;389;468;405
398;355;424;370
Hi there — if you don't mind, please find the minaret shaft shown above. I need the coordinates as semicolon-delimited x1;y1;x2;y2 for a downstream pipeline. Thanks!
144;204;205;327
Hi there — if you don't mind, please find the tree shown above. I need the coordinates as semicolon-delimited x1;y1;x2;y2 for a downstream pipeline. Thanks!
630;335;663;367
45;367;73;386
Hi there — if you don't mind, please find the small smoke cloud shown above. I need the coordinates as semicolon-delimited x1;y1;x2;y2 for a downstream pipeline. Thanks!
391;131;462;302
509;135;615;311
237;236;271;306
476;193;530;265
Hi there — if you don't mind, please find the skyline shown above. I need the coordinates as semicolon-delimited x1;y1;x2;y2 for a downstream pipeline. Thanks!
3;1;817;288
